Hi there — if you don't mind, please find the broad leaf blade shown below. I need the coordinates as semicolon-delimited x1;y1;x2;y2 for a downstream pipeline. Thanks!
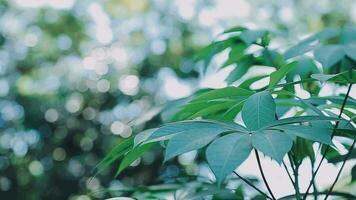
252;130;293;163
275;125;332;144
206;133;252;184
313;45;345;69
242;91;276;131
164;128;223;161
146;121;227;143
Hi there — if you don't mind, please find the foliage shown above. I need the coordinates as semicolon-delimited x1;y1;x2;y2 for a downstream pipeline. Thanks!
102;27;356;199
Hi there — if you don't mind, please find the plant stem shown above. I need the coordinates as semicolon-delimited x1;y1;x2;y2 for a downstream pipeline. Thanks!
302;83;353;200
282;161;295;186
294;164;301;200
254;149;276;200
311;162;318;200
323;139;356;200
279;192;356;200
233;171;272;200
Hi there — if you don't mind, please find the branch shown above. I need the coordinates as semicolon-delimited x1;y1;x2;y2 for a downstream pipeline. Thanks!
302;83;353;200
233;171;272;200
254;149;276;200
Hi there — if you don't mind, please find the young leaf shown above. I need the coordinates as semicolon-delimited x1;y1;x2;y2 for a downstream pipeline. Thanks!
241;91;276;131
164;128;224;161
268;62;296;88
313;45;345;69
206;133;252;184
252;130;293;163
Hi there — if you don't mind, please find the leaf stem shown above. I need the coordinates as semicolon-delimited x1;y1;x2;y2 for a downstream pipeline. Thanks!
282;161;295;186
233;171;272;199
294;164;301;200
254;149;276;200
302;83;353;200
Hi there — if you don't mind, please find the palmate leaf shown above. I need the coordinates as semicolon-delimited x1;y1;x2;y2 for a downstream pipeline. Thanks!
241;91;276;131
252;130;293;163
206;133;252;184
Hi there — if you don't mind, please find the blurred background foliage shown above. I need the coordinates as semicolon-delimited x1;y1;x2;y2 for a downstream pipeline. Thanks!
0;0;355;199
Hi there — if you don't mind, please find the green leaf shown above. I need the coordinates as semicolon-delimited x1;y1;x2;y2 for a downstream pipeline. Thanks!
174;87;254;120
240;30;267;45
134;128;157;147
340;27;356;44
241;91;276;131
315;28;340;41
116;143;154;176
268;62;296;88
95;138;134;174
222;26;247;34
225;55;254;84
275;125;332;144
311;70;356;83
313;45;345;69
284;43;315;59
146;121;227;143
252;130;293;163
190;87;254;103
344;44;356;60
260;116;341;129
222;44;247;68
238;75;269;89
164;127;224;161
352;165;356;182
206;133;252;184
291;138;315;163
